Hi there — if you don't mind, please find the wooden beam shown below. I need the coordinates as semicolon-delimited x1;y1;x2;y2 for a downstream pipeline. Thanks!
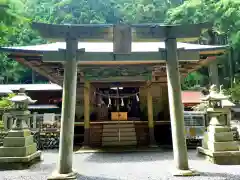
32;22;113;41
132;22;212;40
32;22;212;41
42;50;199;63
16;58;60;84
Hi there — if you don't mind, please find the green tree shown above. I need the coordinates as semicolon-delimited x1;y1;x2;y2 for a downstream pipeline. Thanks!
0;93;15;110
166;0;240;89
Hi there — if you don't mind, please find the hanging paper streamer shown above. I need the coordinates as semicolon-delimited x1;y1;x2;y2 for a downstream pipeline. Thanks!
121;98;124;106
100;95;105;105
108;96;111;107
136;94;139;102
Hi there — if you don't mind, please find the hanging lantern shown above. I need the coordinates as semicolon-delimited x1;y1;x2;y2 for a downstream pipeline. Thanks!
100;96;105;105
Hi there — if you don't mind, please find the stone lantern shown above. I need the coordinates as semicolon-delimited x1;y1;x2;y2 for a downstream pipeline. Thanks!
10;88;37;130
202;85;231;126
0;88;41;169
197;85;240;165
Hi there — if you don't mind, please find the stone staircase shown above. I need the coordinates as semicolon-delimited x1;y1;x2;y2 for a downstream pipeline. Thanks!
102;123;137;146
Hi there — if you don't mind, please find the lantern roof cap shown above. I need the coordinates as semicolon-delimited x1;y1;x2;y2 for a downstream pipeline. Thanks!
10;88;37;104
201;85;230;101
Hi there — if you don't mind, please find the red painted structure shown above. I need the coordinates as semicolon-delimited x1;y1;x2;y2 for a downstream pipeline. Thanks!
182;91;203;109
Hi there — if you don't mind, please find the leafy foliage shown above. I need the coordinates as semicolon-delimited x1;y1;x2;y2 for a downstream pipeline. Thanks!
225;80;240;102
166;0;240;89
0;0;239;89
0;93;15;110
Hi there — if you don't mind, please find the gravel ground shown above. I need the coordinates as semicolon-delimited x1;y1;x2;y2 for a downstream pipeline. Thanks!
0;149;240;180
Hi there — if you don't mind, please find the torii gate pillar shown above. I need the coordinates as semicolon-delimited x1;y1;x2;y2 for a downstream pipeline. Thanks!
49;38;78;179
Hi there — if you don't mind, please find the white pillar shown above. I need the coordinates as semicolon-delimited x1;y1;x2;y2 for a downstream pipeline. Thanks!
3;113;9;131
165;38;189;172
26;117;31;128
50;37;78;179
9;116;14;130
208;61;219;89
32;112;37;129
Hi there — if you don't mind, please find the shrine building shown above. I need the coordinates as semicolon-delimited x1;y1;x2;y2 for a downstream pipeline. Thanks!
0;24;226;147
0;22;228;179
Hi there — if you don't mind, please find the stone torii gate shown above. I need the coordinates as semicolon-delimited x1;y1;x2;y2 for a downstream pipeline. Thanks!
31;22;211;179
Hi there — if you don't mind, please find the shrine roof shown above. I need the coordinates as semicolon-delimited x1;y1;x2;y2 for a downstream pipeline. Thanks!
0;84;62;91
0;42;226;54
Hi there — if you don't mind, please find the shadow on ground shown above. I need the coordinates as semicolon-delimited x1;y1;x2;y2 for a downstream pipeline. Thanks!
84;150;203;163
77;174;117;180
75;172;240;180
198;172;240;179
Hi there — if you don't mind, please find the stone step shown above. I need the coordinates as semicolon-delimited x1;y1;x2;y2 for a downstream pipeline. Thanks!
0;143;37;157
204;132;234;142
102;128;135;133
102;123;137;147
102;140;137;146
103;124;135;129
3;136;34;147
207;141;239;151
102;131;136;137
102;136;137;142
207;126;231;133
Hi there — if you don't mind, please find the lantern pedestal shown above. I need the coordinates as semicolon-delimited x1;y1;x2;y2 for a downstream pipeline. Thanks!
0;127;41;169
197;112;240;164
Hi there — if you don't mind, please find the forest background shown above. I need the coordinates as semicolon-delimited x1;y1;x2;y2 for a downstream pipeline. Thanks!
0;0;240;99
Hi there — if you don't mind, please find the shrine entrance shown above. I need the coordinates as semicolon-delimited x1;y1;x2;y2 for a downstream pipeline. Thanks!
96;87;141;121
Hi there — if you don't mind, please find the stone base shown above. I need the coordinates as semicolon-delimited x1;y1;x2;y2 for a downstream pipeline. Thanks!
197;147;240;165
173;169;199;176
48;171;77;180
0;151;41;170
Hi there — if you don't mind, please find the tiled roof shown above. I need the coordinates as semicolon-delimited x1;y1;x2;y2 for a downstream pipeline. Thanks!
0;84;62;91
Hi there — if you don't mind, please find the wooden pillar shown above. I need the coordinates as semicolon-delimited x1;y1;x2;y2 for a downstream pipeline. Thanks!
165;38;190;174
49;38;78;180
147;83;156;146
208;61;219;90
83;80;90;147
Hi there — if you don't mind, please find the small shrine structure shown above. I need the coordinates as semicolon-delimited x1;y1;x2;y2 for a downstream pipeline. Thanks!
0;88;41;169
197;85;240;164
